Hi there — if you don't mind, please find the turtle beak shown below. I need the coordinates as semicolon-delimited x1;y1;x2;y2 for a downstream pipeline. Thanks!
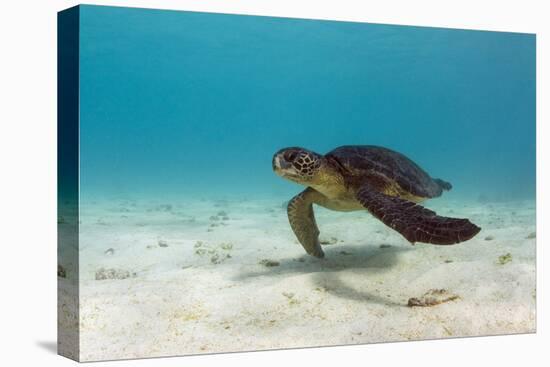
272;153;292;175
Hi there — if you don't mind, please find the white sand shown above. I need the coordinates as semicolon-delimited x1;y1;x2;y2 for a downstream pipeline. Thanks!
59;197;536;361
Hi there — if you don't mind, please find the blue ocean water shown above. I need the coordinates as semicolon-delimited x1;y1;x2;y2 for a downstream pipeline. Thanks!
78;5;535;202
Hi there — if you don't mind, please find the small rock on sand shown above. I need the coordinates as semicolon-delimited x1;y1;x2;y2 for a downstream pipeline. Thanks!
104;248;115;255
282;292;299;305
379;244;392;249
259;259;280;267
158;240;169;247
220;243;233;250
407;289;459;307
195;248;207;256
526;232;536;239
211;253;231;264
95;268;135;280
484;235;495;241
320;237;338;245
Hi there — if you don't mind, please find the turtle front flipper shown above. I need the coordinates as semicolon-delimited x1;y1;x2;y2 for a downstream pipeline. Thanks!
287;188;325;258
356;184;481;245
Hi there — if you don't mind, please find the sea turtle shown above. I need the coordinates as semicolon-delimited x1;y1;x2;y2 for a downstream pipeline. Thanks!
272;145;481;258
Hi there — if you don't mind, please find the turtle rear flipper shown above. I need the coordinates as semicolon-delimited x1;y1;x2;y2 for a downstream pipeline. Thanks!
356;184;481;245
287;188;325;258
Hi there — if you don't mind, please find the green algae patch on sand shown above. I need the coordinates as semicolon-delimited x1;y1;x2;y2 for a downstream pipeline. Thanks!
498;253;513;265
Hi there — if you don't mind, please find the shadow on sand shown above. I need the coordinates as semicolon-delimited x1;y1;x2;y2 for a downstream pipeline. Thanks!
234;243;412;307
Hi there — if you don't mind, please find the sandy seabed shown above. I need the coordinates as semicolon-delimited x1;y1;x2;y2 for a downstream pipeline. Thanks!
58;196;536;361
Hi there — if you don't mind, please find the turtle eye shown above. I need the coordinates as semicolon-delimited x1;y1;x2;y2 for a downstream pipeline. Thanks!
285;152;298;161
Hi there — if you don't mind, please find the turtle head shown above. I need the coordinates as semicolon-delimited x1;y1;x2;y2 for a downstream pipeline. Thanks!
272;147;324;185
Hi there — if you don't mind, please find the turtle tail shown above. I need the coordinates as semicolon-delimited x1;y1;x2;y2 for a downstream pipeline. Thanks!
434;178;452;191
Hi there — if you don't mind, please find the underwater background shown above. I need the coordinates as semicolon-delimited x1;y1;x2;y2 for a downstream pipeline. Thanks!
78;5;536;202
